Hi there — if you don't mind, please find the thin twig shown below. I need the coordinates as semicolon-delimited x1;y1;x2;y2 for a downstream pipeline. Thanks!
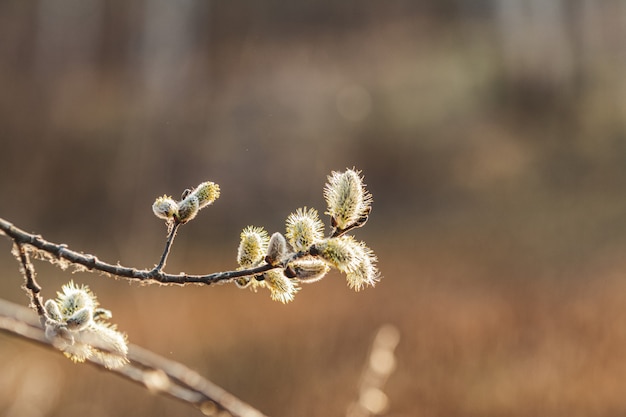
0;298;268;417
14;242;46;321
0;217;284;286
153;222;181;272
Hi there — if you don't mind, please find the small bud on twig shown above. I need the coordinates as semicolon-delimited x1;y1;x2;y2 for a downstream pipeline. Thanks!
265;232;287;266
287;259;330;283
176;195;200;224
152;196;179;222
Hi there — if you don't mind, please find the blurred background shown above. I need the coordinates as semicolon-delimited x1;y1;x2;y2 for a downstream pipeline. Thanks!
2;1;626;416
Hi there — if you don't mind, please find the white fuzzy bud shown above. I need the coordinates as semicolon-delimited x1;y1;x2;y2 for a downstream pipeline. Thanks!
323;168;372;231
263;269;299;303
191;181;221;209
310;237;358;273
43;281;129;369
310;236;380;290
237;226;269;268
345;240;379;291
285;207;325;252
176;195;200;224
152;196;179;221
287;259;330;283
45;299;62;321
65;307;93;331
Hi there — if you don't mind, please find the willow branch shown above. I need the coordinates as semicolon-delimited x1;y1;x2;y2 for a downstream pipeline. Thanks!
0;298;268;417
0;218;280;286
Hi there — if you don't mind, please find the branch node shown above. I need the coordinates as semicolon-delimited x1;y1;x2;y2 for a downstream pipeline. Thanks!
85;254;98;270
56;243;68;259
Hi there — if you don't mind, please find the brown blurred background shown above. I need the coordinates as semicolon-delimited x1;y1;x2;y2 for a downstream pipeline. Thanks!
2;1;626;416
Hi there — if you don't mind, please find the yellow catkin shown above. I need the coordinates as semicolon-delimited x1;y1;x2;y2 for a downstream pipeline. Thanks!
237;226;269;268
323;168;372;230
192;181;220;209
285;207;325;252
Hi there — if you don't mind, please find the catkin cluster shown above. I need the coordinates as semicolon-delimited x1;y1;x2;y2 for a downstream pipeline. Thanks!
150;168;379;303
152;181;220;225
32;168;378;368
235;168;379;302
44;281;128;369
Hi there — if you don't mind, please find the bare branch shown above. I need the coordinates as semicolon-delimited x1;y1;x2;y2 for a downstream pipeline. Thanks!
0;298;268;417
0;217;278;286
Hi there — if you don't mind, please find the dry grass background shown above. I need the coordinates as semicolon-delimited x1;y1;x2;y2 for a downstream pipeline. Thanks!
3;1;626;416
